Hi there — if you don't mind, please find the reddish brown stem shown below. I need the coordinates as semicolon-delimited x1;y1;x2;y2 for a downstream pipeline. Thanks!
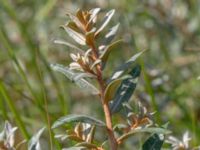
97;68;118;150
90;41;118;150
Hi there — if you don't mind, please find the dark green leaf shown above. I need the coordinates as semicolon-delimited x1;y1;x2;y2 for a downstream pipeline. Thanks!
52;114;106;129
142;134;164;150
104;76;129;103
110;51;144;81
95;9;115;37
51;64;99;95
110;65;141;113
100;39;123;69
28;127;45;150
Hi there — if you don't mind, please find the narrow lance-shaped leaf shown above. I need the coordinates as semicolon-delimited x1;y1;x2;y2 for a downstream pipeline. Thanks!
51;64;99;95
110;65;141;113
76;9;86;25
28;127;45;150
117;127;171;144
95;9;115;37
52;114;106;129
76;142;98;149
66;12;85;31
62;147;85;150
54;39;84;54
110;50;145;81
142;134;164;150
88;8;101;24
62;25;86;45
105;23;120;44
86;125;96;143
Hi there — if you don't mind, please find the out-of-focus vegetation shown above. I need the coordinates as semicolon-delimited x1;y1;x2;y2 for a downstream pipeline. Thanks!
0;0;200;149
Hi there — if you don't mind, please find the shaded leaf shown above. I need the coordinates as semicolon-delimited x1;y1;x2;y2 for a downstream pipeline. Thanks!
51;64;99;95
100;39;123;69
142;134;164;150
110;51;144;81
28;127;45;150
95;9;115;37
67;21;82;34
62;26;86;45
54;39;84;54
110;65;141;113
85;28;96;46
52;114;106;129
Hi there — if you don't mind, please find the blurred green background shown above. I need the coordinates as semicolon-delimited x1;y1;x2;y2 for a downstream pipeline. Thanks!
0;0;200;149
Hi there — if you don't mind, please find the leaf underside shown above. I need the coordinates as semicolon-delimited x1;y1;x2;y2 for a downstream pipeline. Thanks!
51;64;99;95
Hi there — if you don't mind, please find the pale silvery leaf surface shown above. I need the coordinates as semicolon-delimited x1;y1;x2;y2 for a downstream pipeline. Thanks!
51;64;99;95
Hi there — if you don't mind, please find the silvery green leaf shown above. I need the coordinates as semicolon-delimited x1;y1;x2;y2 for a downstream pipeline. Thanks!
2;121;18;148
142;134;164;150
62;26;86;45
62;147;86;150
89;8;101;23
52;114;106;129
86;125;96;143
105;23;120;44
95;9;115;37
117;127;171;143
51;64;99;95
28;127;45;150
90;59;101;70
110;51;144;81
113;124;127;131
110;65;141;113
72;73;96;81
66;13;84;31
54;39;84;54
75;142;98;149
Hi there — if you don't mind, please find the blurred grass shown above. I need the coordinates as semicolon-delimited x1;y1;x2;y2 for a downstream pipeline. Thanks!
0;0;200;148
